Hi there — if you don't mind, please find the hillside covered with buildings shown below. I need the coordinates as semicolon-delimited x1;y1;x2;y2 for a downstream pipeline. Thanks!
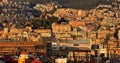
0;0;120;62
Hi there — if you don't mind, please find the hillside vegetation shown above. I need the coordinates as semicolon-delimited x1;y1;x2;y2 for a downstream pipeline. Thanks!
11;0;107;10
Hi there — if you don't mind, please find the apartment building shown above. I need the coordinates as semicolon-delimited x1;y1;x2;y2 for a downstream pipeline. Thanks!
52;22;71;33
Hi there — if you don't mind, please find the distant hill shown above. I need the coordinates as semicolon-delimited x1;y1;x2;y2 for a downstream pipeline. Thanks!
11;0;109;10
58;0;100;10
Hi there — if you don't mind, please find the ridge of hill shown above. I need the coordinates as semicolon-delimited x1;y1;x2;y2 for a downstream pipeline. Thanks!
11;0;110;10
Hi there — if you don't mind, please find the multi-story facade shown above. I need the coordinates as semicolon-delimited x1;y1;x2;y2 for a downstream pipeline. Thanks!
52;22;71;33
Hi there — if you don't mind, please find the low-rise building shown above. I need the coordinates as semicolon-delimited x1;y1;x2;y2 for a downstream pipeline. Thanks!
34;29;51;37
69;21;85;27
52;22;71;33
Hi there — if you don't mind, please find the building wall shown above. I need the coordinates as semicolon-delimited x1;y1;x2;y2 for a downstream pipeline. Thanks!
0;41;46;55
69;21;85;27
2;0;8;3
52;22;71;33
78;10;88;17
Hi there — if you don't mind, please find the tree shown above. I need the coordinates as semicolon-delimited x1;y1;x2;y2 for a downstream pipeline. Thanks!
57;17;68;24
31;16;59;29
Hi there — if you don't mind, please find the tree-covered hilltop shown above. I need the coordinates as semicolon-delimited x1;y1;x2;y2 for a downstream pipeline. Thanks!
31;16;59;29
10;0;108;10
